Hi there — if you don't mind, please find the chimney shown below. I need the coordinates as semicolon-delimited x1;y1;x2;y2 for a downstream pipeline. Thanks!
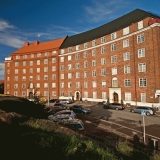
34;40;39;45
24;41;29;46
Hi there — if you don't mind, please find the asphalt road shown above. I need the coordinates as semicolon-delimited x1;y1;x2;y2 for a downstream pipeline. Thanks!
69;102;160;149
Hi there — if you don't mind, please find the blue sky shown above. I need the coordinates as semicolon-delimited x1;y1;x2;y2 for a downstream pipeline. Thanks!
0;0;160;79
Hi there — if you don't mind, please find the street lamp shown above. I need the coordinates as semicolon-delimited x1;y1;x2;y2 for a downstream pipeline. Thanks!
47;53;50;107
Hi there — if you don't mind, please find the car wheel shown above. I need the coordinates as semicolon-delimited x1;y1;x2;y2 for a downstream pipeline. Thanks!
115;107;119;111
131;110;135;113
146;112;150;116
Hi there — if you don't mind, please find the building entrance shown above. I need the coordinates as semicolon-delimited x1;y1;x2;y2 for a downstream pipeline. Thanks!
113;92;118;103
76;92;80;101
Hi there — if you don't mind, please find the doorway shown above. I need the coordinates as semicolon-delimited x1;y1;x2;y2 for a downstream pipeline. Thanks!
113;92;118;103
29;92;34;99
76;92;80;101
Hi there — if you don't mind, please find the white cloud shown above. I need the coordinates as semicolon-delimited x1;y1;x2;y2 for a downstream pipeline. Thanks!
0;19;14;31
84;0;131;23
0;63;4;79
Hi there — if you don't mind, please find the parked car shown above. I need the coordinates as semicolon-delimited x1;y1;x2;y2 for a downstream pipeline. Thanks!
103;103;125;110
130;106;156;115
59;99;71;104
60;119;85;131
49;114;74;122
47;103;67;114
48;110;76;120
70;105;91;114
49;99;58;103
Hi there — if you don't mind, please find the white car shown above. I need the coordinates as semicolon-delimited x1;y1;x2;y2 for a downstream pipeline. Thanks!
59;99;70;104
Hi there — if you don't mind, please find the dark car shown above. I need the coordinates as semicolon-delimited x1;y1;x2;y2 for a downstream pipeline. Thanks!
103;103;125;110
49;99;58;103
48;103;67;114
130;106;156;116
70;105;91;114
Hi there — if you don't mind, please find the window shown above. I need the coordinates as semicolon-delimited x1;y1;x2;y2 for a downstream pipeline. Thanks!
68;55;71;61
7;63;10;67
84;43;88;49
124;79;131;87
52;66;56;71
138;48;145;58
52;74;56;80
125;92;131;101
68;47;72;53
60;65;64;71
7;70;10;74
111;56;117;63
101;58;106;65
22;76;26;81
123;39;129;48
37;68;40;73
123;52;130;61
84;82;88;88
36;83;40;88
44;75;48;80
139;78;147;87
16;55;20;59
14;76;18;81
68;64;72;70
138;63;146;72
92;50;96;56
76;72;80;78
44;59;48;64
92;40;96;46
84;62;88;68
52;58;56;63
68;92;72;97
29;76;33;81
52;51;56;55
37;60;40;65
44;83;48;88
76;45;80;50
84;92;88;98
22;91;26;96
22;84;26;89
123;27;129;35
30;61;33;66
60;92;64;96
102;81;106;88
44;91;48;96
61;83;64;88
61;74;64;79
112;68;117;75
138;21;143;29
112;77;118;87
52;83;56;88
111;32;116;40
44;67;48;72
68;73;72;79
29;68;33;73
23;69;26;74
15;69;18;74
75;63;80;69
52;91;56;96
137;34;144;43
111;43;116;51
141;93;146;102
60;57;64;62
31;54;34;58
45;52;48;56
92;60;96;66
23;61;26;66
7;77;10;81
124;66;130;74
75;53;80;60
102;92;106;99
23;55;27;59
76;82;80;88
92;81;96;88
101;36;106;43
101;69;106;76
92;70;96;77
37;53;41;57
84;71;88;78
68;82;72;88
83;52;87;58
61;49;64;54
14;91;18;96
93;92;97;98
101;47;106;54
15;62;19;67
36;75;40;80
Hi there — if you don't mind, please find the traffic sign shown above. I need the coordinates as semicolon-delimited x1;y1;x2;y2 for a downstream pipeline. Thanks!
141;110;146;116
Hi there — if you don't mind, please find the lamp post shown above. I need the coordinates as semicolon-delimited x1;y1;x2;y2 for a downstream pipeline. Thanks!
47;53;50;107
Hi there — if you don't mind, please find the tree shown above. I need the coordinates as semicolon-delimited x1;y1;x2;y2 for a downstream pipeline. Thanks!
0;83;4;94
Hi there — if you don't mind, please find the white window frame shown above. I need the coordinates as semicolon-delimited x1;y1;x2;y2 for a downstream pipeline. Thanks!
111;32;116;40
138;48;145;58
141;93;146;102
138;21;143;30
125;92;131;101
123;27;129;35
138;63;146;72
92;50;96;56
92;70;96;77
111;43;116;51
92;81;97;88
92;60;96;66
101;69;106;76
123;39;129;48
111;56;117;63
124;79;131;87
102;81;106;88
123;52;130;61
124;66;130;74
112;68;117;75
137;34;144;43
139;78;147;87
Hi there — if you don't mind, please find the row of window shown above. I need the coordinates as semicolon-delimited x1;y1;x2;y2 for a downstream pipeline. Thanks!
9;78;147;90
61;24;144;54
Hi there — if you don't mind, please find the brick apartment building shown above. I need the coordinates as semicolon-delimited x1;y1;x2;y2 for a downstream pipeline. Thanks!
4;9;160;106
